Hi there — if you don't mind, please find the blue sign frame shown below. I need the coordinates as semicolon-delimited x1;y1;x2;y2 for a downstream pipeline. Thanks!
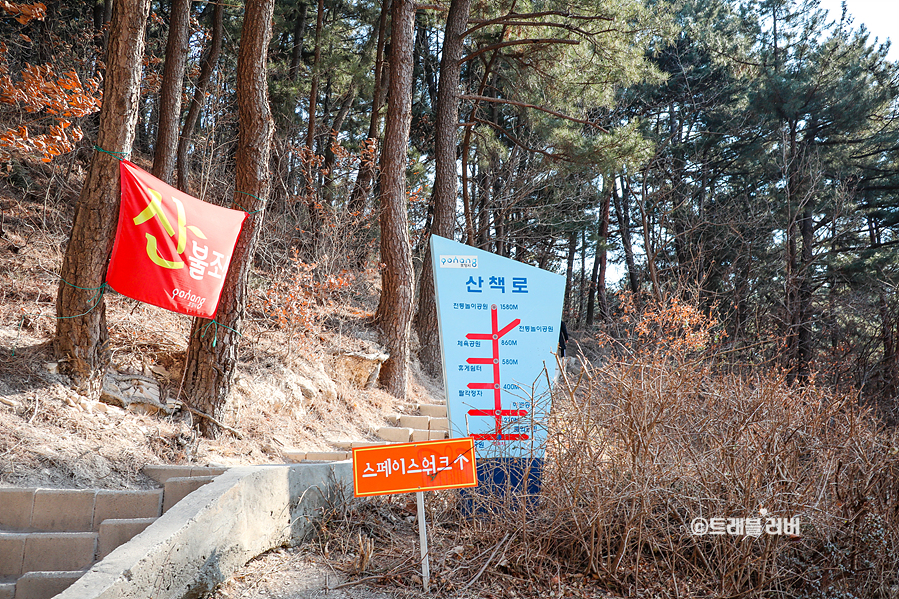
430;235;565;459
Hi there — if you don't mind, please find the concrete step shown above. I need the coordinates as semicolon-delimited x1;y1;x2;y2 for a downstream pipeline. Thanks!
282;450;306;463
376;427;412;443
2;532;97;577
418;404;447;418
97;518;156;560
13;570;85;599
0;581;13;599
0;488;162;534
162;476;216;513
398;415;430;430
92;490;162;530
143;465;228;485
0;490;33;531
29;490;95;533
302;452;350;462
429;417;449;431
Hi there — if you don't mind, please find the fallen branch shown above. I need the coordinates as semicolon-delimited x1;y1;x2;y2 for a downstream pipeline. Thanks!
179;403;244;439
465;532;513;589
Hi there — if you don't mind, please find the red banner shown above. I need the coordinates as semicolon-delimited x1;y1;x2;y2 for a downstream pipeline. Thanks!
106;160;246;318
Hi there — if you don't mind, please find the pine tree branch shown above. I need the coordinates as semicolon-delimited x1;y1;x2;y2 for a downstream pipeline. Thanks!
460;38;579;64
460;94;609;132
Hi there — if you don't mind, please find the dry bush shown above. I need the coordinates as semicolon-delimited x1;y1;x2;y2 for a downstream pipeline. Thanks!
437;298;899;598
532;359;899;597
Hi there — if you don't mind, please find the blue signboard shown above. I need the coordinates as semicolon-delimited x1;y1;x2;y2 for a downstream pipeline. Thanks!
431;235;565;459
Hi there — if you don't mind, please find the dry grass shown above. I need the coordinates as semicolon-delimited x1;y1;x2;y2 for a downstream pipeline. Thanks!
0;182;438;490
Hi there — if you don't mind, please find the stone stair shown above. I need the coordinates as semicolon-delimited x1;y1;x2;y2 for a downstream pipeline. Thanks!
0;465;226;599
288;402;452;463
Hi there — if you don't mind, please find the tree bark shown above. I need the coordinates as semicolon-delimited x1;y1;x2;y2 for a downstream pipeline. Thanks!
586;180;611;326
182;0;275;437
613;176;640;303
176;0;224;194
55;0;151;398
288;2;308;82
376;0;416;398
347;0;391;223
563;231;577;320
412;0;471;378
152;0;191;184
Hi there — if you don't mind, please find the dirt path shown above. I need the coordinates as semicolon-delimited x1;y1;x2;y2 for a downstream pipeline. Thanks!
208;547;438;599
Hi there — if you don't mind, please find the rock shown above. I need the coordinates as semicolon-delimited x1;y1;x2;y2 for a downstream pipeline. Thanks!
128;403;161;416
101;371;174;415
44;361;60;374
331;351;389;388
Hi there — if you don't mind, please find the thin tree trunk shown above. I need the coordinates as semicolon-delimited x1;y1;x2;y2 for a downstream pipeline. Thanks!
613;176;640;303
412;0;471;378
176;0;224;193
596;180;612;321
563;231;577;320
376;0;416;398
152;0;191;184
182;0;275;437
55;0;151;398
797;206;814;383
288;2;308;82
577;228;586;327
347;0;391;223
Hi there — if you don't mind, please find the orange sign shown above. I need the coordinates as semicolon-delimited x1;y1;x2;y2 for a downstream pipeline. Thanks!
352;438;478;497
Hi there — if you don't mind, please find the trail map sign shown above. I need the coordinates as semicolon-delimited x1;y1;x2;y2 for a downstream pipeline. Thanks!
430;235;565;459
106;160;246;318
352;438;477;497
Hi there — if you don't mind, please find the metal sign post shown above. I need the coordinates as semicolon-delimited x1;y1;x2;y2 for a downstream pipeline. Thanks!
416;491;429;589
351;438;479;590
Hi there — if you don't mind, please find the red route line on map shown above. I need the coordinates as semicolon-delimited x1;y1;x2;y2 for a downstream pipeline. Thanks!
464;304;525;441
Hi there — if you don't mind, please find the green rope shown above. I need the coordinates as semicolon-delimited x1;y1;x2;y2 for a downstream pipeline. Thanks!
93;145;129;160
235;190;266;214
200;319;242;348
12;282;109;356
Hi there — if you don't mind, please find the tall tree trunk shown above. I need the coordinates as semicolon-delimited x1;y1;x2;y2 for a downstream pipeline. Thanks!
152;0;191;184
797;206;814;383
636;175;662;303
585;229;601;327
176;0;224;194
413;0;471;378
302;0;325;245
182;0;275;437
613;177;640;303
577;228;586;327
55;0;151;397
347;0;391;223
596;181;612;321
288;2;308;82
563;231;577;320
376;0;416;398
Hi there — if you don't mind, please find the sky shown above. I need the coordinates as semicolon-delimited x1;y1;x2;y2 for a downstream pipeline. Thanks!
816;0;898;60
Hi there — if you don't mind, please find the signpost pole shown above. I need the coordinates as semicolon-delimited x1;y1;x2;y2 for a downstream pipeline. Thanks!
416;490;430;589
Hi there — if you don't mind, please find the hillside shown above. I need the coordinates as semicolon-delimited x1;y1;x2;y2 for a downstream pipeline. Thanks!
0;170;441;490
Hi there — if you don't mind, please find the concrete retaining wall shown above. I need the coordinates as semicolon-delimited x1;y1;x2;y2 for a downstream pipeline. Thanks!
54;462;352;599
